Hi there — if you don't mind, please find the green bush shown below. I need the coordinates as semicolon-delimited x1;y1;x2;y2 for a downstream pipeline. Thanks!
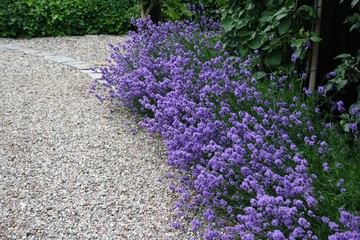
0;0;139;38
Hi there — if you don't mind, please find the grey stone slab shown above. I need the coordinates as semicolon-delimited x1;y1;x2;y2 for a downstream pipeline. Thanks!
66;62;92;70
63;60;84;65
21;49;42;55
88;73;103;79
33;51;56;57
0;44;22;50
81;69;102;74
44;55;77;63
81;69;95;74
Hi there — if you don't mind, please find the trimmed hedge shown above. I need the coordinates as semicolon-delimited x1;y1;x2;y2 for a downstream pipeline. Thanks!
0;0;139;38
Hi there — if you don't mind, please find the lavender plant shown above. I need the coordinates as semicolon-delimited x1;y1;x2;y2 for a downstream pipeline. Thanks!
90;11;360;239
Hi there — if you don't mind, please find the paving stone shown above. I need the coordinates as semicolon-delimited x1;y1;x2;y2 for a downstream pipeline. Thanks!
87;73;103;79
44;55;77;63
81;70;96;74
0;44;22;50
33;51;56;57
63;60;92;70
66;62;92;70
21;49;42;55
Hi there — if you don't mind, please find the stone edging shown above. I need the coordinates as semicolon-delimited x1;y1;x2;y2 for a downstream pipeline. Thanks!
0;43;103;80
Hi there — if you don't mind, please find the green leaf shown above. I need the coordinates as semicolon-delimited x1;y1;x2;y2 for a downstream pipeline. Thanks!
253;71;267;79
273;7;290;20
297;5;317;19
259;15;272;24
264;48;283;67
293;39;303;48
221;16;233;32
351;0;359;8
237;30;252;38
335;78;348;90
264;25;272;32
324;83;333;93
249;33;267;49
277;18;291;35
335;54;353;60
52;14;59;21
245;1;255;10
349;23;360;32
275;13;288;21
310;36;322;42
235;18;250;29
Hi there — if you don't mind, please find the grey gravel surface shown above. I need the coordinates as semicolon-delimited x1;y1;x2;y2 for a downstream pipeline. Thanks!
0;35;127;64
0;36;193;239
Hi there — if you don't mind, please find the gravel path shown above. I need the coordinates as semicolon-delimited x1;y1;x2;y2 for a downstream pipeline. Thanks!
0;36;192;239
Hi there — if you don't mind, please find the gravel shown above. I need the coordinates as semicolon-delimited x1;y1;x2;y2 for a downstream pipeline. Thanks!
0;36;194;239
0;35;127;65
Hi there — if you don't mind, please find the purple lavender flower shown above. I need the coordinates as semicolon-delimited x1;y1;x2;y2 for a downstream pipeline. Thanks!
351;107;360;116
267;230;286;239
191;219;202;232
298;217;311;229
317;86;325;97
322;163;330;172
349;123;358;134
203;208;217;222
172;222;182;229
291;54;298;63
303;87;311;96
336;101;346;112
214;41;222;51
90;14;359;239
336;179;345;187
301;72;307;80
326;71;337;79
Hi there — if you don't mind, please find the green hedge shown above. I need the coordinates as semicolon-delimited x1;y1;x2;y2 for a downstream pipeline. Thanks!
0;0;139;38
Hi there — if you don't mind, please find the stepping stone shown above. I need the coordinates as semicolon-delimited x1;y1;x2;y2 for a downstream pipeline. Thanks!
88;73;103;79
33;52;55;57
81;69;101;74
44;55;77;63
0;44;22;50
21;49;41;55
64;60;91;70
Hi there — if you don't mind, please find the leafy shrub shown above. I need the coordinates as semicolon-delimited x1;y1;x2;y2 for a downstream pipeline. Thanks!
91;12;360;240
0;0;139;38
220;0;320;70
